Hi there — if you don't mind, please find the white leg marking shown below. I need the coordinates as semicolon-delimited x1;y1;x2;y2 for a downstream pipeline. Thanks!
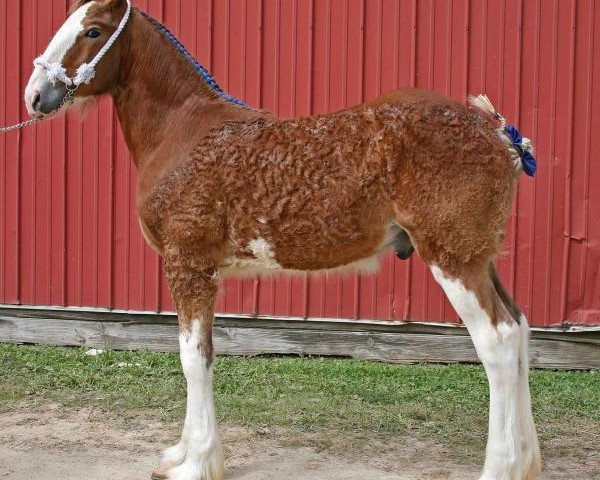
431;266;540;480
160;392;191;467
516;316;542;478
167;320;223;480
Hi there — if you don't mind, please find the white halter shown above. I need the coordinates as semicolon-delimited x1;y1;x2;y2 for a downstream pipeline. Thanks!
34;0;132;87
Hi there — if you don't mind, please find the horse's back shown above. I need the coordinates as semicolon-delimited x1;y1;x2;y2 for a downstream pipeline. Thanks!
361;87;458;110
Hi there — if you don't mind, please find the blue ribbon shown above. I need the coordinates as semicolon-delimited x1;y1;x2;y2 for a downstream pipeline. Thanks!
504;124;536;177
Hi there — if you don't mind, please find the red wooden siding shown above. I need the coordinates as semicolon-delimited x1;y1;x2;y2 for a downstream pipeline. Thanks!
1;0;599;327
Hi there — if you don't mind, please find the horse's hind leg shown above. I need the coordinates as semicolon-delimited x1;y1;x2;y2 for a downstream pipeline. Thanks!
489;265;541;478
430;262;541;480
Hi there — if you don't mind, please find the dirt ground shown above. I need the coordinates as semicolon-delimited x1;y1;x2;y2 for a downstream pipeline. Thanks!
0;406;593;480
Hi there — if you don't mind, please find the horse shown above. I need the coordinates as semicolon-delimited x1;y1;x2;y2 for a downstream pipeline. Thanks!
24;1;541;479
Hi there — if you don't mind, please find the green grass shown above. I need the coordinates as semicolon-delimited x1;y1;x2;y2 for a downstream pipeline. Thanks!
0;343;598;458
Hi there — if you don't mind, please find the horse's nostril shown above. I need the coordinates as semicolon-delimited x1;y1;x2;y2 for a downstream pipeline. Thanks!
32;91;41;112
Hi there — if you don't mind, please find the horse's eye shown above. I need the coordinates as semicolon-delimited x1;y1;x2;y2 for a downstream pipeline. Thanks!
85;28;102;39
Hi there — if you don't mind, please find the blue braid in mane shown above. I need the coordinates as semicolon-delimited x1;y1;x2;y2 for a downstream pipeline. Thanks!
140;11;251;109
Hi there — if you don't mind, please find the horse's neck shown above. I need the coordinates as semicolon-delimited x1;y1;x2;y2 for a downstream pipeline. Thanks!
112;12;252;171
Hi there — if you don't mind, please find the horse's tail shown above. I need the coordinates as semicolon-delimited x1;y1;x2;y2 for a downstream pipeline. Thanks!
469;94;537;178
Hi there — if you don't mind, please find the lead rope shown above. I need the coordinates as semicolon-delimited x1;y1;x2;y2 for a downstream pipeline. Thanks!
0;85;78;134
0;117;39;134
0;0;132;135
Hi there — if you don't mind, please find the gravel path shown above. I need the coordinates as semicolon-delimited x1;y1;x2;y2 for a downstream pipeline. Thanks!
0;408;589;479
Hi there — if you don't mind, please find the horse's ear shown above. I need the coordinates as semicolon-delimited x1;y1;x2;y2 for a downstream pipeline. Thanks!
99;0;127;8
69;0;125;13
69;0;92;14
98;0;130;14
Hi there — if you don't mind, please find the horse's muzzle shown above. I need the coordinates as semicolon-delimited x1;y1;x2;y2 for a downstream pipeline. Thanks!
28;81;68;116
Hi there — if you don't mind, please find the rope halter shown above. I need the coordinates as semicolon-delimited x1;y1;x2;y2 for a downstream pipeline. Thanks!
33;0;132;87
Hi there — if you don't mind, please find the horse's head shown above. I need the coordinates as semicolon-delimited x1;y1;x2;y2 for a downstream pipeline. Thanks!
25;0;131;118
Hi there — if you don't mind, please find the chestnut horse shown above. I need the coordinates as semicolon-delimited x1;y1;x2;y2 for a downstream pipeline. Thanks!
24;1;541;479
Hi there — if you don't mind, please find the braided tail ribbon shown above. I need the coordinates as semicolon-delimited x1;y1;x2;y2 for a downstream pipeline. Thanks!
503;124;537;177
469;94;537;177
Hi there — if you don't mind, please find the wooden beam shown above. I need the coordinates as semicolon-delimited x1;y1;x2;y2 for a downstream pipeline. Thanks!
0;308;597;369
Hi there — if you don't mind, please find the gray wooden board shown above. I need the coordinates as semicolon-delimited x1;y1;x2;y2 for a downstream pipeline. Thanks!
0;315;598;369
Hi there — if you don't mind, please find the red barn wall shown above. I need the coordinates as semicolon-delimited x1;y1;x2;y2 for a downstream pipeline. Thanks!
1;0;599;327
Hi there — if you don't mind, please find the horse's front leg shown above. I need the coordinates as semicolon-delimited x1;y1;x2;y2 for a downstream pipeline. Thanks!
153;248;223;480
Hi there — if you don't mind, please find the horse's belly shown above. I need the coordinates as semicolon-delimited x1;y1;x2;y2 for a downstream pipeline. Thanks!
221;220;396;277
221;173;394;275
221;237;284;277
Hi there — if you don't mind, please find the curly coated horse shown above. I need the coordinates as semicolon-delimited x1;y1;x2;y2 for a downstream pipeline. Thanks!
24;1;541;479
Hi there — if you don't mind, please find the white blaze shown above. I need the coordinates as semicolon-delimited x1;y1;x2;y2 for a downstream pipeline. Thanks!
41;3;94;64
25;2;94;113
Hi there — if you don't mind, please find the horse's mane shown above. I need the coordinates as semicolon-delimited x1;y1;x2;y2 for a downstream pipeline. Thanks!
68;0;249;108
140;12;249;108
